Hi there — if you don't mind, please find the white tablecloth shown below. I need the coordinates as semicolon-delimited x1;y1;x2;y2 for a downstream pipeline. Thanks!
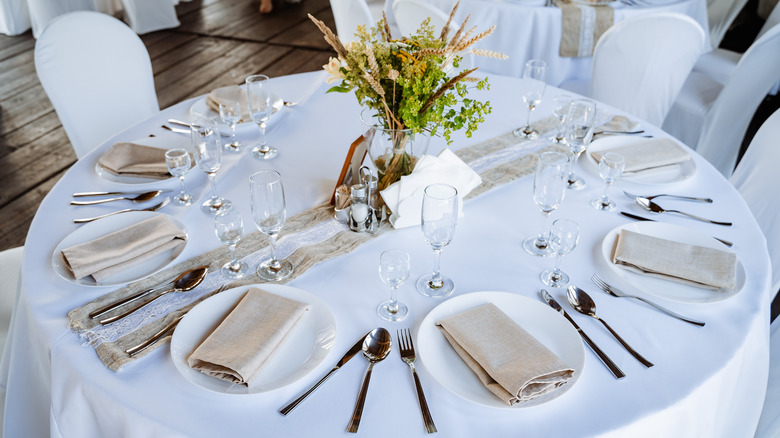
2;71;770;437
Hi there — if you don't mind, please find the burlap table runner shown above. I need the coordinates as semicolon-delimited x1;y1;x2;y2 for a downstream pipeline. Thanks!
554;0;614;57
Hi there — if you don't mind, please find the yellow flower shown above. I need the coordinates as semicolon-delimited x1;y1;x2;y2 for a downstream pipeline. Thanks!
323;57;345;84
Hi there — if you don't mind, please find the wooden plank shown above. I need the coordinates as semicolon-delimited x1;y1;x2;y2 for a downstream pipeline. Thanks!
0;37;34;63
0;112;62;157
261;47;330;78
0;85;55;135
0;169;65;250
143;31;199;61
229;0;333;42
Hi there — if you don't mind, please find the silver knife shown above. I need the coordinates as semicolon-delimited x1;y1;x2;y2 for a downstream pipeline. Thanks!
619;211;733;247
73;190;172;197
540;290;626;379
279;331;370;415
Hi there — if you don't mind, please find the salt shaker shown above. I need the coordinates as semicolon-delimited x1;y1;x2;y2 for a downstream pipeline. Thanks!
349;183;372;232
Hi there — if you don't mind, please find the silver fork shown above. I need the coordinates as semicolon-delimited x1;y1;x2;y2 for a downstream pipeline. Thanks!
591;274;705;327
623;190;712;203
397;329;437;434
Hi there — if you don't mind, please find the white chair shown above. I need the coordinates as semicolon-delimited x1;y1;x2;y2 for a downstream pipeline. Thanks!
393;0;452;37
707;0;751;47
0;247;22;360
34;11;159;158
755;319;780;437
119;0;180;34
587;13;705;127
0;0;31;36
328;0;375;43
662;24;780;177
26;0;95;38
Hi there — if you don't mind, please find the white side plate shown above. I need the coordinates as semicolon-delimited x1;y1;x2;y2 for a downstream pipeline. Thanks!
586;135;696;185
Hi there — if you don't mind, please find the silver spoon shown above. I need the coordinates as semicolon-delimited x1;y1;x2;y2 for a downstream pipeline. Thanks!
635;198;732;226
566;286;654;368
73;198;170;223
624;191;712;203
70;190;163;206
346;327;392;433
99;266;208;325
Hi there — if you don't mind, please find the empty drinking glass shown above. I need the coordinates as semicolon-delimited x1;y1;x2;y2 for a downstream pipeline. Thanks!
218;98;243;152
524;151;569;256
191;123;231;215
417;183;458;298
514;59;547;139
541;219;580;287
165;148;196;206
591;152;625;211
250;170;293;281
565;99;597;190
245;74;278;160
550;94;572;143
377;249;410;322
214;209;248;278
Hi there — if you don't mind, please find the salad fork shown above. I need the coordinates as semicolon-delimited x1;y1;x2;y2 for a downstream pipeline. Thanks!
623;190;712;203
397;329;436;434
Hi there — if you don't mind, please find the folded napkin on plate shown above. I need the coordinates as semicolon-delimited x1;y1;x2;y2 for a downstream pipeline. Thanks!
437;303;575;406
597;115;639;133
590;138;690;174
554;0;614;57
187;288;310;386
207;86;252;123
611;229;738;290
380;149;481;229
61;215;187;283
97;142;172;179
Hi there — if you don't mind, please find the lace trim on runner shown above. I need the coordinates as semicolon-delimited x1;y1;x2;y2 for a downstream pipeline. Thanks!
577;5;596;57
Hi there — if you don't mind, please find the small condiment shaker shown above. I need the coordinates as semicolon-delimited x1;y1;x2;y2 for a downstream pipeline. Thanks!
349;183;372;232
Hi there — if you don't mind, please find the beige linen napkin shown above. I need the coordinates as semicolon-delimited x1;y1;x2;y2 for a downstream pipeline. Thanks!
97;142;172;180
612;229;738;290
554;0;614;57
590;138;690;174
61;215;187;283
187;288;310;386
436;303;574;405
207;86;252;123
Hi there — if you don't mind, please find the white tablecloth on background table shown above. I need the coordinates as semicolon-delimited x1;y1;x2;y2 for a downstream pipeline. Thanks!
2;71;770;437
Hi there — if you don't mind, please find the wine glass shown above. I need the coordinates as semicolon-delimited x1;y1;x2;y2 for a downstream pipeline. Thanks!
591;152;625;211
214;209;248;278
541;219;580;287
524;151;569;257
513;59;547;139
377;249;410;322
250;170;293;281
550;94;572;143
416;183;458;298
245;74;278;160
165;148;196;206
191;123;231;215
218;98;243;153
565;98;597;190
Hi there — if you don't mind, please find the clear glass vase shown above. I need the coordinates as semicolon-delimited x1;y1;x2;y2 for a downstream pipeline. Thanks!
361;112;430;192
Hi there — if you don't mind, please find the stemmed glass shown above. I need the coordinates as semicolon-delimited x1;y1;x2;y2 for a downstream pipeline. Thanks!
165;148;196;206
377;250;410;322
245;74;278;160
250;170;293;281
550;95;572;143
513;59;547;139
218;98;243;152
191;123;231;215
541;219;580;287
214;209;248;278
417;183;458;298
591;152;625;211
524;151;569;256
565;98;597;190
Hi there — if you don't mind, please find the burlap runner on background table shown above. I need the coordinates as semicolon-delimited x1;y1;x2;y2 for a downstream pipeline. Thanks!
554;0;614;57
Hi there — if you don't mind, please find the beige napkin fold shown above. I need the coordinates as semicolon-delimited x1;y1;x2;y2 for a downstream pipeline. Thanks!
61;215;187;283
555;0;614;57
207;86;252;123
598;115;638;133
436;303;574;405
97;142;172;180
612;229;738;290
590;138;690;174
187;288;310;386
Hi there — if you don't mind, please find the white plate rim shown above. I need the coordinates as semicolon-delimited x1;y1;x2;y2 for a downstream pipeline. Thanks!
417;291;585;409
600;221;745;304
586;135;696;185
170;284;337;395
94;135;191;186
188;93;283;128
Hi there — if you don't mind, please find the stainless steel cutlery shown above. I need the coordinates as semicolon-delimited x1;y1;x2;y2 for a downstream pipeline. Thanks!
397;328;436;433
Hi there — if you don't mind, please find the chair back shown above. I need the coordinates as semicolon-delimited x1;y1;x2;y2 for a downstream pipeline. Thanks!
119;0;180;34
0;247;22;359
0;0;31;36
25;0;94;38
706;0;750;47
329;0;374;43
589;13;705;127
34;11;159;159
392;0;454;37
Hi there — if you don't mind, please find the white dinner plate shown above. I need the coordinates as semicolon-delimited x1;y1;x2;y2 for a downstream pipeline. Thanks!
188;93;284;128
170;284;336;395
51;211;187;287
601;221;745;304
94;135;192;185
586;135;696;185
417;291;585;409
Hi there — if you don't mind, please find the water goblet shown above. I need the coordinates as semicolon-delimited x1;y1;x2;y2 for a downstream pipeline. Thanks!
513;59;547;139
250;170;293;281
218;98;243;152
591;152;625;211
416;183;458;298
191;123;231;215
524;151;569;256
565;98;597;190
541;219;580;287
214;209;248;278
245;74;278;160
165;148;196;206
550;94;572;143
377;249;410;322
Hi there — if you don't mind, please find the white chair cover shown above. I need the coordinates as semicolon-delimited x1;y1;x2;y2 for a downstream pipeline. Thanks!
34;11;159;158
0;246;21;435
26;0;95;38
0;0;31;36
662;24;780;177
392;0;453;36
328;0;374;43
707;0;750;47
120;0;180;34
755;318;780;438
588;13;705;127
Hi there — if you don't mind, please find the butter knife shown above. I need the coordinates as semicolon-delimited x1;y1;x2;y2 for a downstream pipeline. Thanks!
540;290;626;379
125;315;184;357
73;190;173;197
619;211;733;247
279;332;370;415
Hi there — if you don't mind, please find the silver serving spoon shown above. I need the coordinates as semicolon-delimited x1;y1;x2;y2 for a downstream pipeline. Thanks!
98;266;208;325
73;198;170;223
624;190;712;203
70;190;163;206
635;197;732;226
346;328;392;433
567;286;654;368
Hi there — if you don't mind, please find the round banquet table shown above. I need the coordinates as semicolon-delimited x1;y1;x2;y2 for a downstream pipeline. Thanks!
2;71;770;437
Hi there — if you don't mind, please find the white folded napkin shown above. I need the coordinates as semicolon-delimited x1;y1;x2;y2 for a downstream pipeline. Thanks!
97;142;172;179
380;149;481;229
591;138;690;174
